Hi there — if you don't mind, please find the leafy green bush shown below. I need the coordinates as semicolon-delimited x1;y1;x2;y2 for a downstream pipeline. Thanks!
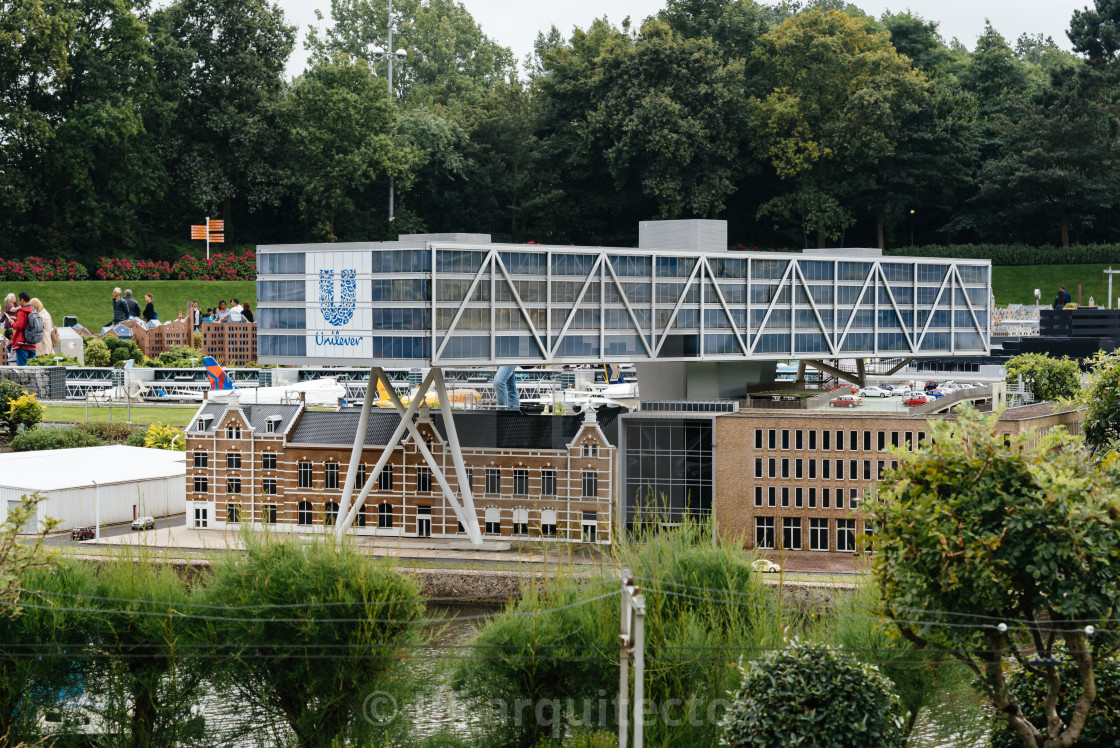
991;649;1120;748
1005;353;1081;403
143;421;185;450
76;422;142;443
721;638;907;748
155;346;204;367
6;393;43;431
103;336;144;366
124;430;147;447
26;354;80;366
84;337;110;367
1082;350;1120;454
883;243;1120;266
0;380;28;432
11;427;105;451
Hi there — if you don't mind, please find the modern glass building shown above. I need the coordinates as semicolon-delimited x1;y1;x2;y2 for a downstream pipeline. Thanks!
256;222;991;367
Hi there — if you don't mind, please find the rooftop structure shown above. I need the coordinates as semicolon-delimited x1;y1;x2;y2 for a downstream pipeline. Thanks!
255;219;992;368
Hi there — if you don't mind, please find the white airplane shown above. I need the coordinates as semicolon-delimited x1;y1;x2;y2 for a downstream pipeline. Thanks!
203;357;348;408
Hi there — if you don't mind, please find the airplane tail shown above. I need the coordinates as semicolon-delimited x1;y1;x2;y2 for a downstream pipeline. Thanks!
376;378;391;401
203;356;234;391
603;364;626;384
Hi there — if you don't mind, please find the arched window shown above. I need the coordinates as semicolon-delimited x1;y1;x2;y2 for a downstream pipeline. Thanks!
512;508;528;536
297;501;313;525
540;509;557;537
324;501;339;526
484;507;501;535
377;503;393;529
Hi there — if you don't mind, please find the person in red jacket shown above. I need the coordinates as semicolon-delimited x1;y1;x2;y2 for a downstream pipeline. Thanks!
11;292;36;366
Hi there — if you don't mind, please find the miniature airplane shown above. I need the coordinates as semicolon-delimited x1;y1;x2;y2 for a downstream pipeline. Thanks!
203;357;348;408
367;377;482;409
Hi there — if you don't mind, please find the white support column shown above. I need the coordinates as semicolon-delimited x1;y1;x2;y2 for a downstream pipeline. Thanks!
433;369;480;543
335;365;379;540
336;368;435;534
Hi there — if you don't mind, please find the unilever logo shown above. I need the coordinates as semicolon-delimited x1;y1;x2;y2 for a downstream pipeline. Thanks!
317;268;361;347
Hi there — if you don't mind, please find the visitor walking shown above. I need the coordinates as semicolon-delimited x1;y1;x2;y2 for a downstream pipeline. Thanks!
142;293;158;327
123;289;141;319
494;365;519;411
11;292;39;366
110;288;128;325
192;302;201;330
29;298;57;357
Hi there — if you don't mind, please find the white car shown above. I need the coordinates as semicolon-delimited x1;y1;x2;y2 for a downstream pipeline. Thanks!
131;516;155;531
858;386;893;398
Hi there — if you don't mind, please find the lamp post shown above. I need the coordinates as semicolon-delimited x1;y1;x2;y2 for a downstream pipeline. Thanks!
369;0;407;223
909;209;915;246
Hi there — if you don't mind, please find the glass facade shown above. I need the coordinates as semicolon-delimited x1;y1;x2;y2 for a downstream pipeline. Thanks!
622;418;714;530
256;239;991;366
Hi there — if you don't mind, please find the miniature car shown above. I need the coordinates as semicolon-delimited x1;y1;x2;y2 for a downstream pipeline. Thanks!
857;386;892;398
904;394;931;406
131;516;155;531
829;395;862;408
752;559;781;573
71;527;95;541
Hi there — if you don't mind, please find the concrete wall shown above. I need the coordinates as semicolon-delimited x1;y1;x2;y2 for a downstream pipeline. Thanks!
3;475;184;533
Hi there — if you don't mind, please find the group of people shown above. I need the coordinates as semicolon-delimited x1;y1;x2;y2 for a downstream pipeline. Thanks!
3;292;58;366
190;298;254;328
108;290;255;332
1052;286;1073;310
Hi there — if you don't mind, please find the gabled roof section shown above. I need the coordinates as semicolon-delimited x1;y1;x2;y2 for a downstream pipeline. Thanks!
187;403;302;435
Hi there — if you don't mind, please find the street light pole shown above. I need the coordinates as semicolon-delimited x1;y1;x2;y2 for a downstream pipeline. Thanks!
370;0;407;224
909;209;915;247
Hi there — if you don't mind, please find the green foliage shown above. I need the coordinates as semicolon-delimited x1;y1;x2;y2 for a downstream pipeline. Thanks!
873;406;1120;746
1004;353;1082;402
102;335;145;366
1082;350;1120;453
26;354;80;366
142;421;185;450
0;493;58;615
0;380;28;432
721;637;907;748
75;421;142;443
203;535;426;747
6;393;43;432
155;345;204;367
11;426;106;451
992;648;1120;748
84;336;110;366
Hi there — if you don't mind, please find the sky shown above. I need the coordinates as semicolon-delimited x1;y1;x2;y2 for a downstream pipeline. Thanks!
277;0;1091;79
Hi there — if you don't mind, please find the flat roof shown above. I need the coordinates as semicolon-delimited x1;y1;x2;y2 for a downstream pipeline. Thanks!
0;445;185;491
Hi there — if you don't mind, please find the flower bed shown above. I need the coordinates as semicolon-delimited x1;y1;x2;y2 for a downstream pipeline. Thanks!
0;258;88;281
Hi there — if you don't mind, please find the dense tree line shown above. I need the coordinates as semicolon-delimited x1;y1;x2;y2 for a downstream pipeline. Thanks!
3;0;1120;262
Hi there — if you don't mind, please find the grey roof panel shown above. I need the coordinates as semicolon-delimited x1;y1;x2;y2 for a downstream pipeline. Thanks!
187;403;301;435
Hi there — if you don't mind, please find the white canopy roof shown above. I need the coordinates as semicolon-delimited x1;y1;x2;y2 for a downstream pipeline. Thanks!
0;445;185;491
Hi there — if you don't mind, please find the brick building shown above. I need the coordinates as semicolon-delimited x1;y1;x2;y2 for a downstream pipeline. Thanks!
184;398;620;543
200;321;257;366
617;403;1084;560
103;320;193;359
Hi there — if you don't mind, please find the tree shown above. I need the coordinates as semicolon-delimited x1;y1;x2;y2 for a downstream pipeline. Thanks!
0;493;56;614
748;10;929;246
1080;350;1120;454
874;407;1120;748
284;58;404;241
721;638;908;748
203;536;426;747
659;0;769;59
1004;353;1082;402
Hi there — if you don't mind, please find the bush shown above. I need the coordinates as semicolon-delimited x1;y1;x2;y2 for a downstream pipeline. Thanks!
11;427;105;451
0;257;87;281
124;430;147;447
7;393;43;431
883;243;1120;266
143;422;185;450
156;346;204;367
76;422;142;443
1005;353;1082;403
721;638;907;748
84;337;110;367
0;379;28;432
26;354;81;366
102;336;144;366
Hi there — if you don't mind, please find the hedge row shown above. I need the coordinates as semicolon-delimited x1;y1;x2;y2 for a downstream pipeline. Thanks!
0;258;88;281
881;244;1120;266
95;251;256;281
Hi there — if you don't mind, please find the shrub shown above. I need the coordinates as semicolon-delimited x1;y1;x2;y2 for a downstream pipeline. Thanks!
102;336;143;365
26;354;81;366
143;422;185;450
0;379;28;432
11;427;105;451
156;346;204;368
76;422;142;443
7;393;43;431
721;638;907;748
1004;353;1081;403
84;337;110;366
0;257;87;281
124;430;147;447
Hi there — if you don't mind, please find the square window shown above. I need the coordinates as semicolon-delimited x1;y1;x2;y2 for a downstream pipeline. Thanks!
226;503;240;523
193;476;208;493
226;452;241;469
264;504;277;524
262;478;276;495
193;452;208;468
226;478;241;495
262;453;276;471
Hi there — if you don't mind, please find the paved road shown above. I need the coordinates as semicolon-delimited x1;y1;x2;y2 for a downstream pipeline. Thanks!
45;513;186;547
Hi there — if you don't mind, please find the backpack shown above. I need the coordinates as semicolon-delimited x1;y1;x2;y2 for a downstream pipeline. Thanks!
24;308;43;344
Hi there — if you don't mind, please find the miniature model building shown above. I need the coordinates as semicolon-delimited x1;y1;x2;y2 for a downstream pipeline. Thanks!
184;398;620;543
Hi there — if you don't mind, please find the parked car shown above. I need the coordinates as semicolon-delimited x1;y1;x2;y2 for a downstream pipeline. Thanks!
829;395;862;408
752;559;781;573
131;516;155;531
904;394;931;406
925;390;946;399
857;386;893;398
71;526;95;541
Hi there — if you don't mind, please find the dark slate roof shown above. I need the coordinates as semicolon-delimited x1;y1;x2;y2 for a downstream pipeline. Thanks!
188;403;302;435
288;407;624;449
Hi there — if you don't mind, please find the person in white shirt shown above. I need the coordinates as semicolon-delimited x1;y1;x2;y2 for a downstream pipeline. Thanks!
229;297;243;322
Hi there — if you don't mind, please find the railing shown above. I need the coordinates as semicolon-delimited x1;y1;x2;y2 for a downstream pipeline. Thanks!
910;386;993;415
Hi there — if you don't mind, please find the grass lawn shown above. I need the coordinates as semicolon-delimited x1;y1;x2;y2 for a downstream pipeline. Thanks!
991;264;1119;307
43;403;197;426
8;280;256;330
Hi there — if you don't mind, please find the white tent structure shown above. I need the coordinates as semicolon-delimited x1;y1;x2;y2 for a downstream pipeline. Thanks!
0;445;185;533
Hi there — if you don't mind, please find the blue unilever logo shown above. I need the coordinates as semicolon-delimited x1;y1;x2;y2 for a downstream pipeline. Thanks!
317;268;361;347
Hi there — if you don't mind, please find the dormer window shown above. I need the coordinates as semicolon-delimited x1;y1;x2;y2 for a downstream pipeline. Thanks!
582;443;599;458
227;425;241;439
198;414;215;431
265;415;282;434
